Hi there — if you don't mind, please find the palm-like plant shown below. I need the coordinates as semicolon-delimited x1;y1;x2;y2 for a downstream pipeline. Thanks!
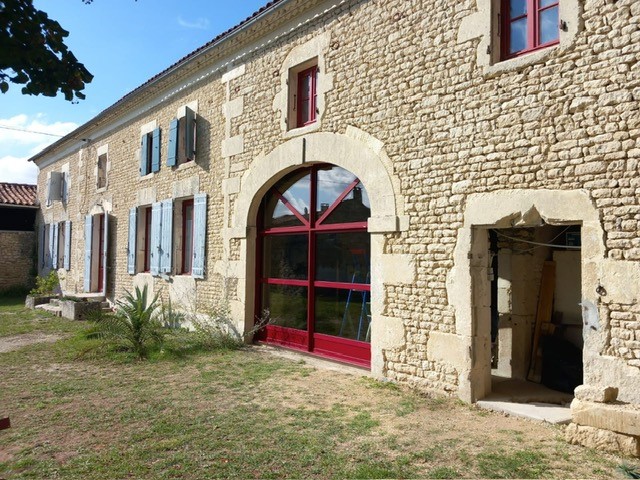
87;286;164;359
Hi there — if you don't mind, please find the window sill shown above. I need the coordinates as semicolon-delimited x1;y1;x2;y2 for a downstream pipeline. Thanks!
139;172;156;181
284;120;320;140
485;45;559;77
176;161;198;172
96;186;108;193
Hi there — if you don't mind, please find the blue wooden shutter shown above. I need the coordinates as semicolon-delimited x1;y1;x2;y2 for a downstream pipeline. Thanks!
64;221;72;270
140;134;149;176
52;223;59;269
167;119;178;167
151;127;161;173
47;223;55;269
83;215;93;292
102;214;109;294
150;202;162;276
185;107;196;161
127;208;137;274
192;194;207;279
160;199;173;274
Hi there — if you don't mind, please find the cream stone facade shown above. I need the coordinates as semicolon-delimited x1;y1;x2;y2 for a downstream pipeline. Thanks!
30;0;640;455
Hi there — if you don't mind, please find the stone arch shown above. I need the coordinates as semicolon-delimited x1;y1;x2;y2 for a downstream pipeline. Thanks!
233;130;404;232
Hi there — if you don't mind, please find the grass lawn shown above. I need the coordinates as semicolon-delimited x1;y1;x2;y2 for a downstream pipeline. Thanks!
0;295;634;479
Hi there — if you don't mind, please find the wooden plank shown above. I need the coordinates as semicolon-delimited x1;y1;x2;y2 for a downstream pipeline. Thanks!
527;261;556;383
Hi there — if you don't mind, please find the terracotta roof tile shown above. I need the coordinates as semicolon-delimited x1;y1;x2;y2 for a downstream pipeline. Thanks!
0;183;38;207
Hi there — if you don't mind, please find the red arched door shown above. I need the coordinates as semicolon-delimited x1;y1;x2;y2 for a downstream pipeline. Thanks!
256;164;371;367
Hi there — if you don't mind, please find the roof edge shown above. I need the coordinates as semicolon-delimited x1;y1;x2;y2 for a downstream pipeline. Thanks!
29;0;296;165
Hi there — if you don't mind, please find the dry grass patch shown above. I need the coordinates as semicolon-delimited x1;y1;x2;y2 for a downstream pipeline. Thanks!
0;296;634;479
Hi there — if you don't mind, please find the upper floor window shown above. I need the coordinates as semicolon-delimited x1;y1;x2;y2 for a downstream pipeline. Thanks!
46;171;68;205
167;107;196;167
140;128;161;176
502;0;559;59
286;59;319;131
97;153;108;189
296;65;317;128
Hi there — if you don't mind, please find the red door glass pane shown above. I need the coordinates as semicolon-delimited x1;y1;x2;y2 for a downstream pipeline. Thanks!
263;170;310;228
262;284;308;331
263;234;308;279
315;287;371;343
315;232;370;284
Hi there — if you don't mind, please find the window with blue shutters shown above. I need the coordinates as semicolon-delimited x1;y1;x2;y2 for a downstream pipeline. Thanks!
168;107;196;167
140;127;161;176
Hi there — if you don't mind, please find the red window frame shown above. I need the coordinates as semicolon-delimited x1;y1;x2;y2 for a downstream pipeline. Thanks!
143;207;152;273
256;165;371;368
501;0;560;60
296;65;317;128
181;199;194;275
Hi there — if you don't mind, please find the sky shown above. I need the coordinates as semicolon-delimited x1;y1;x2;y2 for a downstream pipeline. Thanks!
0;0;270;185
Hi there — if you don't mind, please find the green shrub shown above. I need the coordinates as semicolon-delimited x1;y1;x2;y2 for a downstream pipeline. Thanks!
29;270;60;296
86;286;163;359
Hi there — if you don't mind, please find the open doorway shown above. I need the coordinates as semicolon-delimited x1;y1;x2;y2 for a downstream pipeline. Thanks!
485;224;583;406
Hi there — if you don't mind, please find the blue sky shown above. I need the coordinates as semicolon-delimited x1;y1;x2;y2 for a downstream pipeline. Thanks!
0;0;269;184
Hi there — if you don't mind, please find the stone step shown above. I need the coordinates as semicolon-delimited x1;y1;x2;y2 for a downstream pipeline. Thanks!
35;303;62;317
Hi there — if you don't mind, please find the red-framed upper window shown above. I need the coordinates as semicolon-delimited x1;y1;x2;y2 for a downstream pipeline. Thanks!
296;65;317;128
182;199;194;275
502;0;559;59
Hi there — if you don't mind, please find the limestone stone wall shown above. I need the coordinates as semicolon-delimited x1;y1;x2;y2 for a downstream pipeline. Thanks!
33;0;640;408
0;231;35;290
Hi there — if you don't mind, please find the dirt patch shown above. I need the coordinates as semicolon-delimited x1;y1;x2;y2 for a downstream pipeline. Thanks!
0;333;62;353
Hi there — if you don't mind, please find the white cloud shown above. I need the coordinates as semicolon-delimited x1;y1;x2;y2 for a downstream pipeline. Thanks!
0;155;39;184
177;16;210;30
0;114;78;185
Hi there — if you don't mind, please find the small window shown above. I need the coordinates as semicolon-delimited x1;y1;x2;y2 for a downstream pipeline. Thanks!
287;60;319;131
296;65;317;128
140;127;161;176
97;154;107;189
501;0;559;59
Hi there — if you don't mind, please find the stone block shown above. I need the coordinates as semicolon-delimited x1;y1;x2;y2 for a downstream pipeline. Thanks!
565;423;640;457
574;385;619;403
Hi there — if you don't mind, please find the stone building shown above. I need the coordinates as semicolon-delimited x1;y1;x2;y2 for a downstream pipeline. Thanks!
29;0;640;455
0;183;37;292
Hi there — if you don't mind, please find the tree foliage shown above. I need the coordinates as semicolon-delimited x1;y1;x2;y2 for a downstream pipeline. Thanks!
0;0;94;101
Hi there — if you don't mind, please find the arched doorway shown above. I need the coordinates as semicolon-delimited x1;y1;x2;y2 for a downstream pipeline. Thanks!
255;163;371;367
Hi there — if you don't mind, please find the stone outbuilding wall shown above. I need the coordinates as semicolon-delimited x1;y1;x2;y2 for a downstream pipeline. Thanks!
0;231;35;291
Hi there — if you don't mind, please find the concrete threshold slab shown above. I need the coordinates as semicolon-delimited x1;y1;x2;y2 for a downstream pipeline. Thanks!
477;398;572;424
